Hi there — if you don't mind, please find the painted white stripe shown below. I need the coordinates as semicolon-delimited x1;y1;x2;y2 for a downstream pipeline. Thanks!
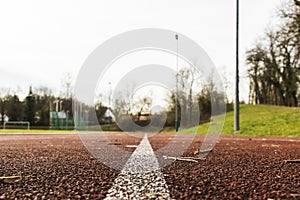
105;134;171;199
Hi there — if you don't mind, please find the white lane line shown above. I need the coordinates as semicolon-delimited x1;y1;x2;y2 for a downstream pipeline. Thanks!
105;134;171;200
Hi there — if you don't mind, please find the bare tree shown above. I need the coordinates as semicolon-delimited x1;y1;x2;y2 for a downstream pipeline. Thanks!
167;66;202;128
247;0;300;107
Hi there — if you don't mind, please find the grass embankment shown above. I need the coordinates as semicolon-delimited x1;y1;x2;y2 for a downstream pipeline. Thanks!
193;104;300;137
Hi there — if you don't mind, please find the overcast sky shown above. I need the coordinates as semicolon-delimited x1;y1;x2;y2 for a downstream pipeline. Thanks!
0;0;285;102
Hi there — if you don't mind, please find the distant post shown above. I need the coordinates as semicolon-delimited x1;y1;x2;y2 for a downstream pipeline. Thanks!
108;82;112;131
175;34;179;132
234;0;240;131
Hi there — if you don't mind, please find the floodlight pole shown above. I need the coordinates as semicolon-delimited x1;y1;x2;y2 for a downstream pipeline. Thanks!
234;0;240;131
108;82;112;109
175;34;179;132
108;82;112;131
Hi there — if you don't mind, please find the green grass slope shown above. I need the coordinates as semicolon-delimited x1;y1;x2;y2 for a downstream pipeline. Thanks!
195;104;300;137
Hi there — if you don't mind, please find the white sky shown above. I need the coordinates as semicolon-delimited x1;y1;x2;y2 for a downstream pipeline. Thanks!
0;0;285;102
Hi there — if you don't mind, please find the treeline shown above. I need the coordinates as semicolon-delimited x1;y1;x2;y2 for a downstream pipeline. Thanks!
1;69;232;130
0;88;116;129
0;87;72;127
112;67;232;131
165;84;231;129
247;0;300;106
